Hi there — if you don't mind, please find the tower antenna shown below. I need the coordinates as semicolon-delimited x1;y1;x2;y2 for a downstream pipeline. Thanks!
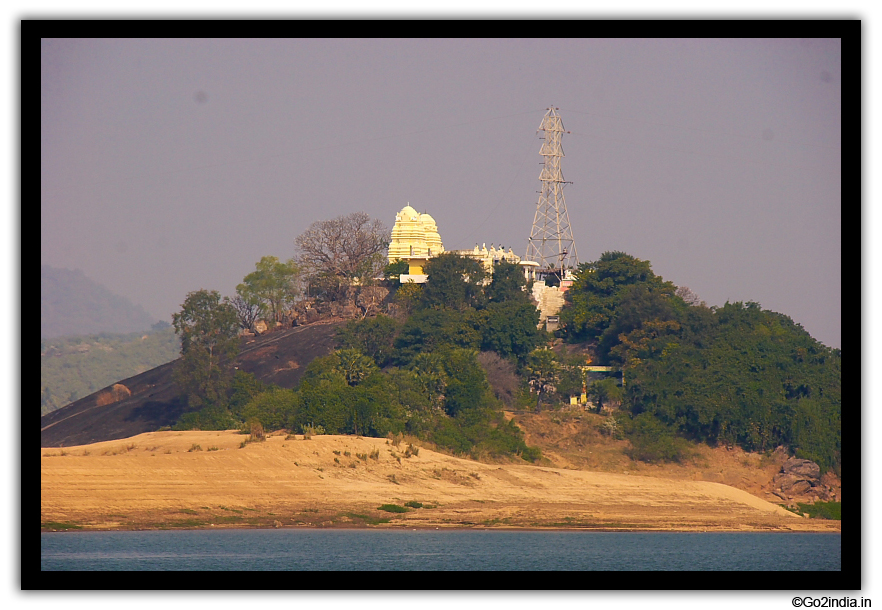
525;106;579;281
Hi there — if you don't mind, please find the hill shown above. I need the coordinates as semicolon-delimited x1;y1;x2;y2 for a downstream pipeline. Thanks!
41;326;180;415
41;265;157;339
40;430;838;533
40;321;344;447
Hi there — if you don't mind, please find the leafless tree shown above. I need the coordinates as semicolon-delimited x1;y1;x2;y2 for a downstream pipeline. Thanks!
477;351;520;409
675;285;706;307
230;294;260;332
294;212;390;301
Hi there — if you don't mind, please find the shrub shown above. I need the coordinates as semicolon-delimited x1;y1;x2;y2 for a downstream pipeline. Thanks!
188;444;202;452
377;504;409;513
625;413;691;463
249;420;266;442
404;501;423;509
796;501;841;520
599;416;621;438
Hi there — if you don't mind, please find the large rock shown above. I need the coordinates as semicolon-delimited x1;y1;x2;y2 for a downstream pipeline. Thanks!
770;457;827;503
781;457;821;481
95;383;131;407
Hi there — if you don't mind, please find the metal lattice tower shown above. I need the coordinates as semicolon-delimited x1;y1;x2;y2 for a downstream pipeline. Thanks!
525;106;578;277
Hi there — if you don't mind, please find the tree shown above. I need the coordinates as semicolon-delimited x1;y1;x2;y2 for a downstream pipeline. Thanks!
486;258;530;304
171;289;240;411
383;259;410;286
558;251;678;359
525;349;559;413
481;300;542;362
419;252;486;311
394;281;422;317
336;314;402;367
230;294;261;332
586;377;623;413
675;285;706;307
236;256;300;325
333;348;378;387
294;212;390;301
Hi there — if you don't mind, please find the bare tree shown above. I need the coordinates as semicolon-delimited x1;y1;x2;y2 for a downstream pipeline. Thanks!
230;294;260;332
294;212;389;301
675;285;706;307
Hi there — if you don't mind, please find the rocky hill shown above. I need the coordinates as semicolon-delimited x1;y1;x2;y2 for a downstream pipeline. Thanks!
40;321;344;447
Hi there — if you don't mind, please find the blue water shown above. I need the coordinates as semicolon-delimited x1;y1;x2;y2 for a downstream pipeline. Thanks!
41;529;840;571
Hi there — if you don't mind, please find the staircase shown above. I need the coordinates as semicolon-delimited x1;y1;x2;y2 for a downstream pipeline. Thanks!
532;283;566;329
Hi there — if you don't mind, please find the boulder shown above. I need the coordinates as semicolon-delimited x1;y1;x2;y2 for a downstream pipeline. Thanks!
95;383;132;407
781;457;821;482
254;320;268;334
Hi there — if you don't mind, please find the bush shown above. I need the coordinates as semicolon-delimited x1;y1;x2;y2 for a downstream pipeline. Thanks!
796;501;841;520
625;413;691;463
249;420;266;442
377;504;409;513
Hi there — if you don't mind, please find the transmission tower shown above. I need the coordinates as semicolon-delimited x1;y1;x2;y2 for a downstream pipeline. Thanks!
525;106;578;278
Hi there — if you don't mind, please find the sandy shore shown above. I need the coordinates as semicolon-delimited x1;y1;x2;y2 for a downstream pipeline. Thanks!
41;431;840;532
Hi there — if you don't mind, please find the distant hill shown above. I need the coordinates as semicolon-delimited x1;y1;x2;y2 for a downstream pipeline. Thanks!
41;326;181;416
41;265;157;339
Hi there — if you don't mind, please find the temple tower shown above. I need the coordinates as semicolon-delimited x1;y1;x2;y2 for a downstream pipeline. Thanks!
525;106;578;279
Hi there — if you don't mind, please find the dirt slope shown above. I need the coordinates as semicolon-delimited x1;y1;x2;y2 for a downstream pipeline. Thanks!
40;431;838;532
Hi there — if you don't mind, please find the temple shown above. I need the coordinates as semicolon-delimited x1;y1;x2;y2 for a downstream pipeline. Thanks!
388;204;539;285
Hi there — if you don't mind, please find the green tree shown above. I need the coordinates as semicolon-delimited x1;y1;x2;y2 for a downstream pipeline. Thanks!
558;251;677;353
336;315;402;367
394;308;483;365
383;259;410;286
486;258;530;304
525;349;559;412
333;348;378;387
586;377;623;413
171;289;240;411
236;256;300;325
481;300;542;362
420;252;487;311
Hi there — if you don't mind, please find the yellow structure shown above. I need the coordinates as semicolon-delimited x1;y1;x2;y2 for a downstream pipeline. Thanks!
388;204;537;284
388;204;444;279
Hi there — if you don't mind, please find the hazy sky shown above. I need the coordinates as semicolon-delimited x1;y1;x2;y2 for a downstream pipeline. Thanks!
40;38;841;348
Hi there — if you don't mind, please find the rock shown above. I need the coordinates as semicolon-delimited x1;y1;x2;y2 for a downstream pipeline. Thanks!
781;457;821;481
95;383;132;407
254;320;268;334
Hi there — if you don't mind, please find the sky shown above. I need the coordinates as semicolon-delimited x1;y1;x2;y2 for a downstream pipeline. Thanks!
40;37;842;348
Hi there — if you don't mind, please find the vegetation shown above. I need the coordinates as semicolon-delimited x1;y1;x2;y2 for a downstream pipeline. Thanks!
172;289;240;416
792;501;841;520
377;503;410;513
234;255;301;329
166;211;838;476
173;250;542;462
558;251;840;471
294;211;390;300
41;324;179;415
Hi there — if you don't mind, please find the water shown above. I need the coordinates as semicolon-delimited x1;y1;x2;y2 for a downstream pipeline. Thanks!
41;529;841;571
